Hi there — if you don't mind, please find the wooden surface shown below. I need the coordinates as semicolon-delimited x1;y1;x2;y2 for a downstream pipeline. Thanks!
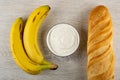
0;0;120;80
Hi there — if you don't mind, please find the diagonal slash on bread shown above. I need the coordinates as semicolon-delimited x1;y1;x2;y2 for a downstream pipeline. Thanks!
87;5;115;80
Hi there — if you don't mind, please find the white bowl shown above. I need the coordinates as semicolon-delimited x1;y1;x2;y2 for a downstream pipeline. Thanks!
46;24;80;56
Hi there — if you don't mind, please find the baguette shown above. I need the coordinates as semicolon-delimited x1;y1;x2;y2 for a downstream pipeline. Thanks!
87;5;115;80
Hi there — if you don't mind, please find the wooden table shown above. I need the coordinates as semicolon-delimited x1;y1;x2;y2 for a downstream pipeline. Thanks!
0;0;119;80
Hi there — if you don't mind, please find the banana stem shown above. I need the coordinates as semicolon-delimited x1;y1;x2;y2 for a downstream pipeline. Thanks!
49;64;58;70
40;64;58;70
40;60;58;70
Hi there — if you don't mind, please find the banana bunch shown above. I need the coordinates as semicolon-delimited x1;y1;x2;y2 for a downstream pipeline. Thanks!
10;5;57;74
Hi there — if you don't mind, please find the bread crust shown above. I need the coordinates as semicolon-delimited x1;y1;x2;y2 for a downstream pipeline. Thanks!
87;5;115;80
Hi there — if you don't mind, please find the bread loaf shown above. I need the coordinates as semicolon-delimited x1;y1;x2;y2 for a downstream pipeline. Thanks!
87;5;115;80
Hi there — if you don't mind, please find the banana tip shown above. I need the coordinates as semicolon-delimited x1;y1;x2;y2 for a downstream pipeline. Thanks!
43;5;51;10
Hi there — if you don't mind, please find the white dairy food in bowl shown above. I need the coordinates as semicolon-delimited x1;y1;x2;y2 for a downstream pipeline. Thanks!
46;24;80;56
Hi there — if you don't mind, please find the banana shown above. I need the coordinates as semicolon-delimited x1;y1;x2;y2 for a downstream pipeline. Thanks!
23;5;51;64
10;17;57;74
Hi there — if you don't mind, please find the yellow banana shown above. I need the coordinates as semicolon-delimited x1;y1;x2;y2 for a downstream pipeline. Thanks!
23;5;51;64
10;17;57;74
